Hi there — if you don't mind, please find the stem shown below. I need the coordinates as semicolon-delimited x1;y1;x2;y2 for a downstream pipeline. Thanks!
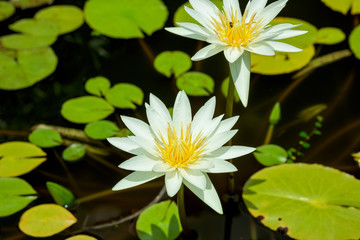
76;189;115;204
137;38;155;63
0;129;29;137
177;184;192;238
263;124;274;145
249;220;257;240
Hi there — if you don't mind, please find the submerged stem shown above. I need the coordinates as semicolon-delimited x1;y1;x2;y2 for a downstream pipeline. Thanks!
263;124;274;145
137;38;155;63
177;184;192;239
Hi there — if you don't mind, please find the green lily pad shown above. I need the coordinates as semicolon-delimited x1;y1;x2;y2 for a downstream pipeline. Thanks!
84;0;168;39
221;77;240;103
1;34;57;50
19;204;77;237
84;120;119;140
9;18;59;36
105;83;144;109
136;200;182;240
0;47;58;90
0;178;37;217
0;141;47;177
62;144;86;162
85;76;111;97
321;0;360;15
176;71;214;96
46;182;75;207
61;96;115;124
349;25;360;60
10;0;54;9
251;45;315;75
154;51;192;78
0;2;16;21
35;5;84;35
315;27;346;45
243;163;360;240
253;144;287;166
28;129;63;148
65;235;98;240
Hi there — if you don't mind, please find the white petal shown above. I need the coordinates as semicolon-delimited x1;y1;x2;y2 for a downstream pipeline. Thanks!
216;116;239;133
187;160;215;170
184;6;213;29
260;0;288;26
183;173;223;214
165;27;208;41
165;170;183;197
191;96;216;134
180;168;207;190
223;0;242;21
173;91;192;135
112;171;164;190
119;155;158;171
107;137;138;153
146;104;168;142
205;159;238;173
129;135;157;156
208;146;256;159
246;0;268;22
230;51;251;107
121;116;152;140
224;47;244;63
272;29;308;40
153;162;175;172
191;44;226;61
204;130;238;153
201;114;224;137
266;41;302;52
189;0;219;20
149;93;172;123
177;22;210;37
245;43;275;56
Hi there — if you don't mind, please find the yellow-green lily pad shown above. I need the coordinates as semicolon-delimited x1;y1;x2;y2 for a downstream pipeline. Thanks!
1;34;57;50
176;71;214;96
65;235;98;240
85;120;120;140
62;144;86;162
315;27;346;45
0;141;47;177
9;18;59;36
349;25;360;60
85;76;111;97
28;128;63;148
321;0;360;15
105;83;144;109
154;51;192;78
0;2;16;21
10;0;54;9
243;163;360;240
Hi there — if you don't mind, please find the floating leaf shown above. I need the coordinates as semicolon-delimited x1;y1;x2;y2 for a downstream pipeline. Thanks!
46;182;75;207
0;2;15;21
136;200;182;240
0;178;37;217
243;163;360;240
349;25;360;60
9;18;59;36
154;51;192;78
1;34;57;50
61;96;115;124
105;83;144;109
0;47;58;90
221;77;240;103
253;144;287;166
0;141;47;177
321;0;360;15
173;1;222;25
85;120;119;140
176;71;214;96
10;0;54;9
251;45;315;75
269;103;281;125
65;235;98;240
315;27;345;45
19;204;77;237
62;144;86;162
29;129;63;148
35;5;84;35
85;76;111;97
84;0;168;39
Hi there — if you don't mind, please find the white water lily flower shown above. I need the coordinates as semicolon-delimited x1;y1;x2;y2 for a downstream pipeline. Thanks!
166;0;307;107
108;91;255;214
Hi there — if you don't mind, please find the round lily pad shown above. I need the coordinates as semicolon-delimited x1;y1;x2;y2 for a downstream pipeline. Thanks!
10;0;54;9
0;178;37;217
35;5;84;35
349;25;360;60
0;47;58;90
0;2;15;21
154;51;192;78
251;45;315;75
321;0;360;15
84;0;168;39
9;18;59;36
243;163;360;240
84;120;119;140
253;144;287;166
315;27;345;45
0;141;47;177
176;71;214;96
136;200;182;240
65;235;98;240
1;34;57;50
19;204;77;237
105;83;144;109
61;96;115;124
85;76;111;97
221;77;240;103
62;144;86;162
46;182;75;207
28;129;63;148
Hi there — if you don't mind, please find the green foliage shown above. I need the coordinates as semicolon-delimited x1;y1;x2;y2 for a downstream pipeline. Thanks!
315;27;346;45
85;76;111;97
269;102;281;125
85;120;120;140
10;0;54;9
173;1;222;25
9;18;59;36
84;0;168;39
105;83;144;109
221;77;240;102
61;96;115;124
136;200;182;240
349;25;360;60
46;182;75;207
19;204;77;237
65;235;98;240
1;34;57;50
62;144;86;162
28;129;63;148
0;142;47;177
154;51;192;78
321;0;360;15
253;144;288;166
176;72;214;96
243;163;360;240
0;2;15;21
0;178;37;217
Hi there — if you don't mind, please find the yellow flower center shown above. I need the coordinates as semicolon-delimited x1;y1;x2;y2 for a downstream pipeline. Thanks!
155;123;207;168
211;8;263;47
